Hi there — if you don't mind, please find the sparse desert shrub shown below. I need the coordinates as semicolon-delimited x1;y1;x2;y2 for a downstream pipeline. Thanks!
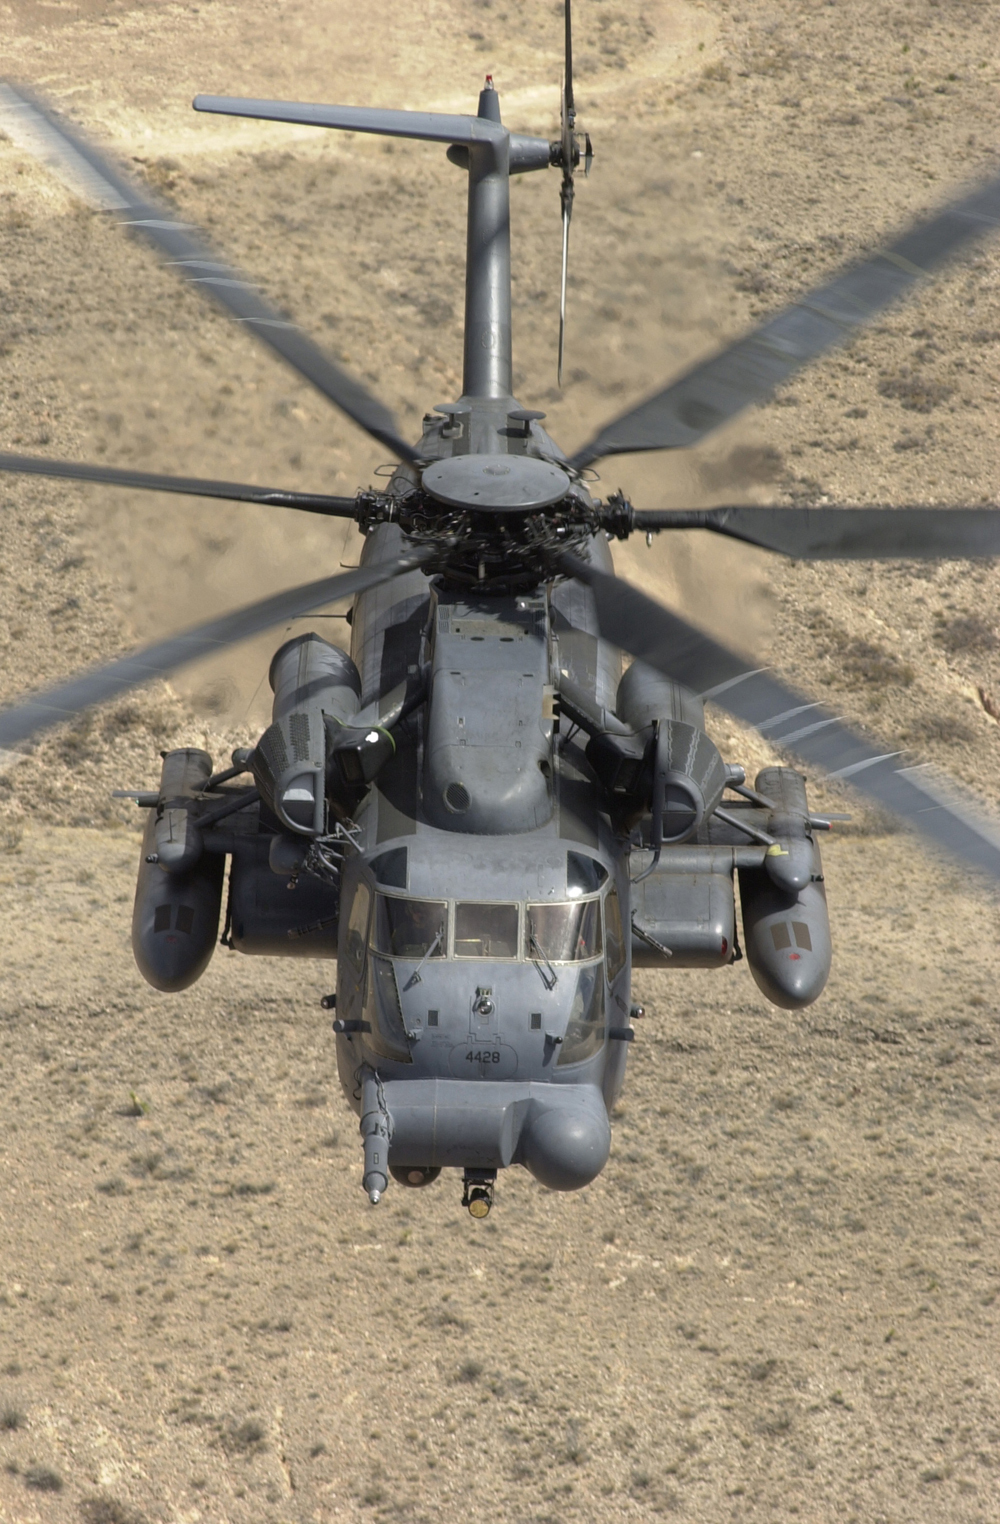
878;368;953;411
129;1151;162;1177
933;614;999;654
0;1402;25;1430
24;1465;63;1491
907;714;976;745
80;1497;149;1524
841;637;915;688
96;1177;129;1196
222;1418;267;1455
0;822;23;853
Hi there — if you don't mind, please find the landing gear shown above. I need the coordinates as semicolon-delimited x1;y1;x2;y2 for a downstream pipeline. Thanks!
462;1168;496;1218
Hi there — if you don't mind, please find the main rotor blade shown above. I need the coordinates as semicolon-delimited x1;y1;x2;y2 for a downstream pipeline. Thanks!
561;551;1000;881
0;82;419;465
0;451;358;516
0;549;434;751
630;505;1000;559
570;168;1000;470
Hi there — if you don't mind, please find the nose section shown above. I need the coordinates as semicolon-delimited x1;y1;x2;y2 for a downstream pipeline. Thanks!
520;1089;611;1191
378;1079;613;1192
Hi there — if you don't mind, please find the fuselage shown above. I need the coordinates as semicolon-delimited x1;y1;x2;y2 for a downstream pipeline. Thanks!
335;400;634;1190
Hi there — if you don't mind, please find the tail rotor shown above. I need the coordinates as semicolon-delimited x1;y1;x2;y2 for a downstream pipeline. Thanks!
555;0;592;387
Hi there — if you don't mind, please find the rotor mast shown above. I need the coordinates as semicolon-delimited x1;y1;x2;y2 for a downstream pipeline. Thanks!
463;77;513;399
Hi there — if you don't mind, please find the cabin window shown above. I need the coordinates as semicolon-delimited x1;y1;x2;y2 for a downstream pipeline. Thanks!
454;902;519;958
343;880;372;979
372;895;446;959
557;965;606;1065
525;900;603;964
604;886;626;982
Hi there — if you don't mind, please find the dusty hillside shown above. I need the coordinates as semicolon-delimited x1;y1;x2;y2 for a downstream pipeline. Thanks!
1;2;999;1522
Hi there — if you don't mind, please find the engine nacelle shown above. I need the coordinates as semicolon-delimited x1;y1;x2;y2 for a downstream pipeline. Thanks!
252;633;362;834
615;659;704;732
738;767;832;1009
585;662;727;841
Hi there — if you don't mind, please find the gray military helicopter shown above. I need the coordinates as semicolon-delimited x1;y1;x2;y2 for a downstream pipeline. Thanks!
4;5;1000;1216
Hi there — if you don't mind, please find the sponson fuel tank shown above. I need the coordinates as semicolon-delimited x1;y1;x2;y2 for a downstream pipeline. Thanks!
132;747;225;991
738;767;832;1009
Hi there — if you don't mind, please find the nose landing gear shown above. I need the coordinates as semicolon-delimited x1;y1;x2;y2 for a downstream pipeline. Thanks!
462;1168;496;1218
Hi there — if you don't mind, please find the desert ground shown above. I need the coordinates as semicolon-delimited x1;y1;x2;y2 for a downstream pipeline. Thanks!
1;1;1000;1520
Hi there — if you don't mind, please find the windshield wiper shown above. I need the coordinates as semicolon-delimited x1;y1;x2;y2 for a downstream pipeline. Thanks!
403;927;444;991
528;914;558;991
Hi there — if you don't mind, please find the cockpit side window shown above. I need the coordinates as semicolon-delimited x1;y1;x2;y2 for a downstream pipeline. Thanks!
363;954;412;1063
526;900;603;963
343;879;372;980
557;965;606;1065
604;886;626;983
372;895;446;959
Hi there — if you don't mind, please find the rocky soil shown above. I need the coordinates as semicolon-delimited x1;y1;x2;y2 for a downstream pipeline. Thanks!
1;2;999;1521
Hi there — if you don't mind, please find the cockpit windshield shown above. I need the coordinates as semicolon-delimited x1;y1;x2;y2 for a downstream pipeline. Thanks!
526;900;603;963
361;882;615;967
372;895;446;959
454;902;519;959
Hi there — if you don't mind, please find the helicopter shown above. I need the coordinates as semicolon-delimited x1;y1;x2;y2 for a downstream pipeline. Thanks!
3;3;1000;1220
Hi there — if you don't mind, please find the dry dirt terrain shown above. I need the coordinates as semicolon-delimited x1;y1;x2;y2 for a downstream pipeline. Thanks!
2;1;1000;1521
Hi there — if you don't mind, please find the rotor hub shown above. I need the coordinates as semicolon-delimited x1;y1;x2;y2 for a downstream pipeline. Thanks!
421;453;571;512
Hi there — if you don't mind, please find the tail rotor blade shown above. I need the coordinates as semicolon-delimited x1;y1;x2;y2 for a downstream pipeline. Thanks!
558;200;572;389
556;0;586;386
564;0;575;125
0;549;434;751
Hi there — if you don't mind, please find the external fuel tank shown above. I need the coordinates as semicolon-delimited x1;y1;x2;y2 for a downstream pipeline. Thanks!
737;767;832;1009
132;808;225;992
